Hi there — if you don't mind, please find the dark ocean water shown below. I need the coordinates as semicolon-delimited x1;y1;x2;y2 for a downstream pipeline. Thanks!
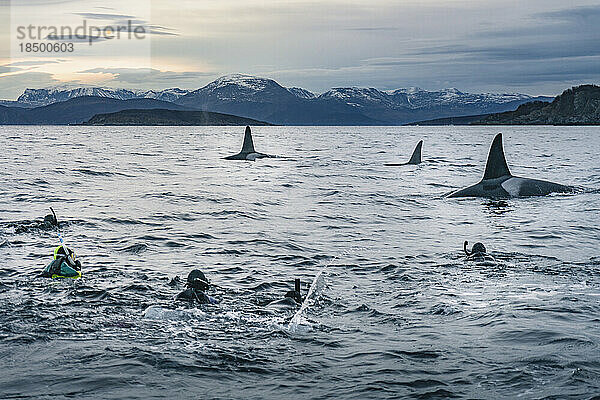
0;125;599;399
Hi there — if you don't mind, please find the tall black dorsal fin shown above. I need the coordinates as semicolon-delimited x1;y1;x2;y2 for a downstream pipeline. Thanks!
407;140;423;164
483;133;511;180
241;126;255;153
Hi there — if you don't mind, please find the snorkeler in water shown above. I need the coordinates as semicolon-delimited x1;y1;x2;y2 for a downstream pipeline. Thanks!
43;213;58;227
176;269;219;305
265;278;304;310
464;241;486;257
41;208;82;279
463;240;496;265
5;212;59;234
41;245;82;279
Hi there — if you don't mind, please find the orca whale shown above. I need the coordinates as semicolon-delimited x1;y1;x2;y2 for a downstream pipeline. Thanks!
385;140;422;166
224;126;274;161
447;133;573;198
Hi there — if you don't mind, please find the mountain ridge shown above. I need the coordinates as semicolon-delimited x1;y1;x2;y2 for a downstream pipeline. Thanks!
474;85;600;125
172;74;551;125
1;74;558;125
0;96;192;125
16;87;192;107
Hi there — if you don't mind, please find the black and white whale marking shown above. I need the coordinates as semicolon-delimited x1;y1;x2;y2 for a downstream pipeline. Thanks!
448;133;573;198
224;126;274;161
385;140;422;166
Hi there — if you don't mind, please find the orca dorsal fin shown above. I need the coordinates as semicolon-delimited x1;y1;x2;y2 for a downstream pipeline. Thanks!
407;140;423;164
483;133;511;180
241;126;255;153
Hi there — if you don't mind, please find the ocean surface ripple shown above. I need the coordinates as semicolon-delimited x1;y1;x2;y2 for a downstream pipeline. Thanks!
1;126;599;399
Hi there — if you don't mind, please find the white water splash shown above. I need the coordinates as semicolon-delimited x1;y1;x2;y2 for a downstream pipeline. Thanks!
287;256;335;333
286;247;372;333
143;305;205;321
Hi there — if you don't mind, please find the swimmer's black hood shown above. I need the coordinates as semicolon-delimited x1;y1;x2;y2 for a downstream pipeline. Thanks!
187;269;209;291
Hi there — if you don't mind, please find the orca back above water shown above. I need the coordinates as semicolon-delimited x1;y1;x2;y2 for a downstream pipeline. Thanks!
447;133;573;199
385;140;422;166
224;126;273;161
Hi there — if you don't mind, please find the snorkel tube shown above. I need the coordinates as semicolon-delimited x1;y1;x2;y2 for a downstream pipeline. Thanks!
284;278;303;304
49;207;75;266
463;241;471;256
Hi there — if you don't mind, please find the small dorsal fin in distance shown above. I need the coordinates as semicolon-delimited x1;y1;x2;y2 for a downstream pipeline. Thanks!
483;133;511;180
407;140;423;165
241;126;255;154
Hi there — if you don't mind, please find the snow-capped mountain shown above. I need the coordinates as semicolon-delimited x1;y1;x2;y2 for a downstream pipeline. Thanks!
138;88;191;103
320;86;541;111
178;74;295;104
386;87;535;109
319;87;408;108
287;87;316;99
174;74;381;124
16;86;192;107
5;74;554;124
18;87;134;107
316;85;551;123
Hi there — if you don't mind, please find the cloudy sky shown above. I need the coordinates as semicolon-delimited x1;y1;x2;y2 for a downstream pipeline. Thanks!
0;0;599;99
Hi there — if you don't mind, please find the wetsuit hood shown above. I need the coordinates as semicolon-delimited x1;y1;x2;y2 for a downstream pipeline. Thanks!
187;269;209;291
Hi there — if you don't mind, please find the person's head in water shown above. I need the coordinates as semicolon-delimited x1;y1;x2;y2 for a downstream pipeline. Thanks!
187;269;210;292
44;213;58;227
53;245;81;270
176;269;218;305
54;245;75;260
284;278;303;304
464;241;486;256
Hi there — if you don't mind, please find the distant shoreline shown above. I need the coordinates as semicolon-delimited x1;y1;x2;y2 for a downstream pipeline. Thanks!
81;109;272;126
1;84;598;126
0;75;555;126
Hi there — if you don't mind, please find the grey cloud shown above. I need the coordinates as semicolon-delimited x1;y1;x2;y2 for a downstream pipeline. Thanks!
4;60;62;67
538;5;600;21
72;12;178;36
3;1;597;97
266;48;600;95
362;56;451;67
407;38;600;62
152;1;599;95
397;5;600;67
74;13;135;20
5;0;78;5
0;60;66;75
46;34;109;43
476;5;600;39
344;27;399;32
78;67;214;88
497;57;600;85
147;25;178;36
0;71;59;99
